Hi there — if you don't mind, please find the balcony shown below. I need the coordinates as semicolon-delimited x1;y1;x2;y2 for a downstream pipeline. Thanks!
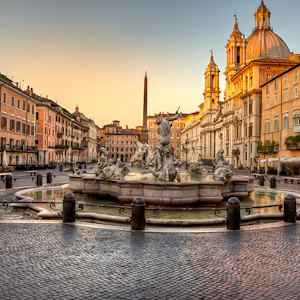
0;145;38;153
55;144;69;151
81;142;88;148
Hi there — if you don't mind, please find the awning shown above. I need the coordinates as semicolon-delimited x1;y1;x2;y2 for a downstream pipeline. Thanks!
283;157;300;162
260;157;290;163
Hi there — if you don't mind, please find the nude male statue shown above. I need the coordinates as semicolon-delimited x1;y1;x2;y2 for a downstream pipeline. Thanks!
155;108;179;171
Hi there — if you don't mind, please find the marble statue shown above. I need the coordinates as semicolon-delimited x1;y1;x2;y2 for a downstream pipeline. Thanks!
130;141;144;166
148;145;181;182
99;159;124;181
94;147;108;177
2;150;7;168
155;109;179;171
212;149;234;181
188;154;207;174
130;141;155;167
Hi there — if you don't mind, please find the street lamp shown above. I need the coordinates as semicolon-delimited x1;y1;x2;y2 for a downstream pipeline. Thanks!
213;119;216;172
185;141;189;169
70;119;74;172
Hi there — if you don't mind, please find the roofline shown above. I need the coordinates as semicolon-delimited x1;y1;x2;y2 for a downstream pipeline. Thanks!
261;62;300;87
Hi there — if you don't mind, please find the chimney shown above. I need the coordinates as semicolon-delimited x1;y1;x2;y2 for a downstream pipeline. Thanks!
126;125;128;129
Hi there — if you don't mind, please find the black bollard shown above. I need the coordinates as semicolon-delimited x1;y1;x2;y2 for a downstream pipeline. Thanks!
84;163;87;170
70;163;74;172
284;194;296;223
270;176;276;188
47;171;52;183
131;197;146;230
63;193;76;222
59;164;63;172
5;174;12;189
37;172;43;186
227;197;240;230
259;174;265;186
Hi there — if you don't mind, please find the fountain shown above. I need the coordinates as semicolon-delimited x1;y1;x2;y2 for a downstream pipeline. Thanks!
69;109;254;205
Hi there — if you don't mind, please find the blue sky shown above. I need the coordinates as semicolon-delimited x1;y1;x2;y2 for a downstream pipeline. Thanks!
1;0;300;128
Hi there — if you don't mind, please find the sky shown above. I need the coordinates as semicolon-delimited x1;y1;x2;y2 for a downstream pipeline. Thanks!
1;0;300;128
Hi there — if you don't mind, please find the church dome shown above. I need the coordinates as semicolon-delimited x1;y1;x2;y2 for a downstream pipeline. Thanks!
246;0;290;62
246;29;290;62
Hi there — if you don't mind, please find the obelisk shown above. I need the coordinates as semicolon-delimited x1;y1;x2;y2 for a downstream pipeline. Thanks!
140;72;148;143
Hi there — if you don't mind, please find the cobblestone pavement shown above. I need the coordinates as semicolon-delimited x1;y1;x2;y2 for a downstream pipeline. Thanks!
1;221;300;300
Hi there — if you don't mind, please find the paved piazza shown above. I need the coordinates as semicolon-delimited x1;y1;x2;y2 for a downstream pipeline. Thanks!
1;221;300;299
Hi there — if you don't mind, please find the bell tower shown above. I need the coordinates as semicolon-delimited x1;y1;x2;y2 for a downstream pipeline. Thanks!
203;51;220;110
224;16;247;101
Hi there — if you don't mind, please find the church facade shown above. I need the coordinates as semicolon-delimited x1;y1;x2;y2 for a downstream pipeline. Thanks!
181;0;300;168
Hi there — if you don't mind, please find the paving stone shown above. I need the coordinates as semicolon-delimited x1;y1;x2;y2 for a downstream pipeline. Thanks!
1;223;300;299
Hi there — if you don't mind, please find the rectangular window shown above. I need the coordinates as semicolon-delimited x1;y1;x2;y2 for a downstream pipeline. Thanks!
265;120;270;133
274;78;278;90
295;86;298;98
11;96;15;106
284;74;287;85
31;126;34;135
274;118;279;132
1;116;7;129
10;119;15;131
3;92;7;103
266;74;271;81
295;68;298;81
36;112;39;119
284;91;288;102
22;123;25;133
275;94;278;105
18;99;20;108
249;123;253;137
16;121;21;132
27;124;30;134
266;84;269;94
283;114;289;129
23;101;25;110
27;103;30;112
266;97;269;108
32;105;34;114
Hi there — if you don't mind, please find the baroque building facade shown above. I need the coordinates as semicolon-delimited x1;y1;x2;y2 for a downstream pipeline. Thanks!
182;0;300;168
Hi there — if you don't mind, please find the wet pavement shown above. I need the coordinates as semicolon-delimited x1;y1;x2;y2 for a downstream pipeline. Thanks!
1;221;300;299
1;166;300;299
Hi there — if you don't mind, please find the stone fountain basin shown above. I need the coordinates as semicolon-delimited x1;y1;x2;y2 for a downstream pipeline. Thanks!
69;174;254;206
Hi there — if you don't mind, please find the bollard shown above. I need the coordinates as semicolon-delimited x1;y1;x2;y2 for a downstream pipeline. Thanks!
59;164;63;172
131;197;146;230
270;176;276;188
5;174;12;189
259;174;265;186
63;193;76;222
47;171;53;183
227;197;240;230
70;163;74;172
284;194;296;223
37;172;43;186
84;163;87;169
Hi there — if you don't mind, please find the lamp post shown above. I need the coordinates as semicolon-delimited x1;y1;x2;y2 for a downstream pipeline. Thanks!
185;141;189;169
70;119;74;172
213;119;216;172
